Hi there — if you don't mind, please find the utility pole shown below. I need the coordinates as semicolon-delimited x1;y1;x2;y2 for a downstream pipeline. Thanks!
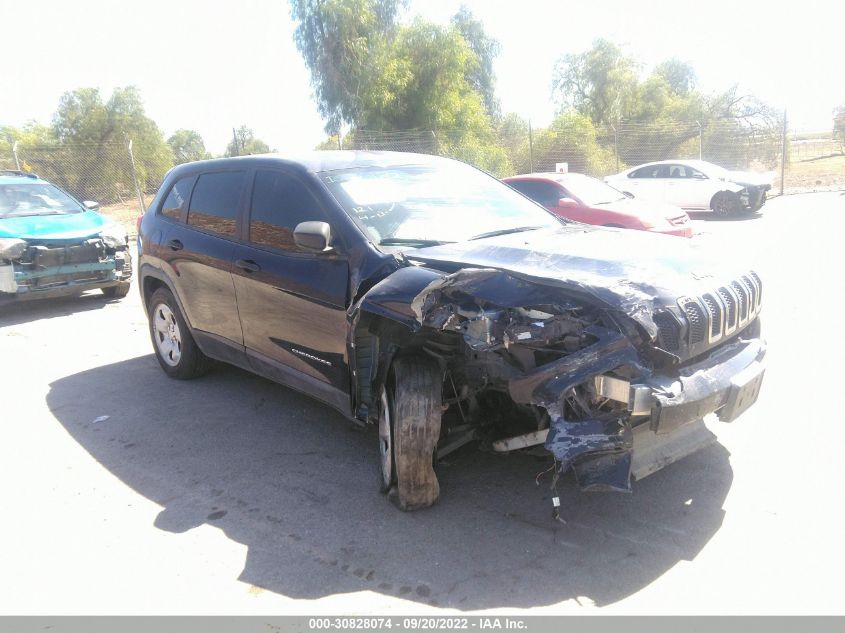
12;141;20;170
232;127;240;156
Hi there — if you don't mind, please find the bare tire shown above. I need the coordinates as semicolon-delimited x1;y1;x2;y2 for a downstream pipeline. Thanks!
385;356;443;511
102;281;131;299
148;287;209;379
712;191;741;217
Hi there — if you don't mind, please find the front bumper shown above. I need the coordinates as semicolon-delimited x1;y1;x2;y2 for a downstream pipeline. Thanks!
0;249;132;304
504;328;766;492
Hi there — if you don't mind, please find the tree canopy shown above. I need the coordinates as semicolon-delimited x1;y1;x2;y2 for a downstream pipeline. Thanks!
225;126;271;157
168;129;210;164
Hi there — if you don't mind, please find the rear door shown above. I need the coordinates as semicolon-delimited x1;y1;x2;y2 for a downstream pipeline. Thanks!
624;164;668;202
231;168;351;411
159;169;248;366
664;164;712;209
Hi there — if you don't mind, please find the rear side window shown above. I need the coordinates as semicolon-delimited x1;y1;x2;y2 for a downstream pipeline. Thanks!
630;165;667;178
187;171;246;237
248;170;325;252
509;180;561;207
160;175;195;220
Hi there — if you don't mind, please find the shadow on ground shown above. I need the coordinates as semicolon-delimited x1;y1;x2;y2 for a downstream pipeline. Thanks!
47;356;732;609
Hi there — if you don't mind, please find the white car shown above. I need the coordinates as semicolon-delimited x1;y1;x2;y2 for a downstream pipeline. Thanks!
604;160;773;217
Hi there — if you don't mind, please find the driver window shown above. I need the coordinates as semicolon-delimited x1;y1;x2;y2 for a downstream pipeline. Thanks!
249;170;327;252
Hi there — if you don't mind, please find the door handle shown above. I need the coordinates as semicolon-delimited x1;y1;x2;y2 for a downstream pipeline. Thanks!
167;239;184;251
235;259;261;273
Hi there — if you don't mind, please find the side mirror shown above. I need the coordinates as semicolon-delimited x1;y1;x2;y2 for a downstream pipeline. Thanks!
557;197;579;209
622;191;635;199
294;221;334;252
82;200;100;211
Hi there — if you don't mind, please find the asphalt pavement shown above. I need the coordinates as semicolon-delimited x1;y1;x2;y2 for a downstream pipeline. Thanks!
2;192;843;614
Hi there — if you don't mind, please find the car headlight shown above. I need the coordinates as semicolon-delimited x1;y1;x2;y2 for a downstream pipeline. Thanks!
100;223;128;249
0;237;27;260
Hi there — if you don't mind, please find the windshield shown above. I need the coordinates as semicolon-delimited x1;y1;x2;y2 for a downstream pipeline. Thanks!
320;161;561;247
0;182;84;218
557;173;626;206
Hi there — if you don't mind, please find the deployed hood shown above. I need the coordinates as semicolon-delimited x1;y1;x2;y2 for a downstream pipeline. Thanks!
405;225;751;336
0;211;109;241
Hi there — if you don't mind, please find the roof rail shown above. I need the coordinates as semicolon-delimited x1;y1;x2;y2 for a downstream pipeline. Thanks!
0;170;39;179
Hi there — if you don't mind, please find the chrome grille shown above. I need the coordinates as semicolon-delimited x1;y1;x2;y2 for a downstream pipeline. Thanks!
749;271;763;307
679;297;707;345
731;280;750;323
671;271;762;350
653;311;681;351
718;286;738;331
701;293;723;339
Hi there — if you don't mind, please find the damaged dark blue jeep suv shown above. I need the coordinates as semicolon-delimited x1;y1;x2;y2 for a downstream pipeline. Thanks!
138;152;766;511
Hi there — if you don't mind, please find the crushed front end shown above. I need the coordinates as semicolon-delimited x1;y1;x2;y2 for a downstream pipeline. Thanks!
0;235;132;303
359;265;766;497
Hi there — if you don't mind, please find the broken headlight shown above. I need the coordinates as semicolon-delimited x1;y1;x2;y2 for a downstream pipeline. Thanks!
0;237;27;261
99;223;128;249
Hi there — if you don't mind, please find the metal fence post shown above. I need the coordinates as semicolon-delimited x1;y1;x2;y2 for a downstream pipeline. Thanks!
697;121;703;160
780;110;787;196
612;124;619;173
528;120;534;173
12;141;21;170
126;137;146;214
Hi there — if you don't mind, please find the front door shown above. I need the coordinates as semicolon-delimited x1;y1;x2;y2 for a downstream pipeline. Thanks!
231;168;351;411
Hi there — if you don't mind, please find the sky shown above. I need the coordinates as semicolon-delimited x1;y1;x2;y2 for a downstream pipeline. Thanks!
2;0;843;155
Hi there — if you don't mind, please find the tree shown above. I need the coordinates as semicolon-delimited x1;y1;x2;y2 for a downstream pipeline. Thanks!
290;0;407;134
168;129;210;163
451;5;501;120
48;86;173;200
225;126;270;157
552;39;640;126
653;59;697;96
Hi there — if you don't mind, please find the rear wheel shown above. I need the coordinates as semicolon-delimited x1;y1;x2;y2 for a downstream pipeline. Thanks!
147;287;209;379
380;356;443;511
712;191;741;217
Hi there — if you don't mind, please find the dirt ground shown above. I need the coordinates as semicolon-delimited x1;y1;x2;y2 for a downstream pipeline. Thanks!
2;192;844;615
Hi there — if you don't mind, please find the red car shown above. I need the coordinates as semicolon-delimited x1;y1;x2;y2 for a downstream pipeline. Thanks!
503;172;693;238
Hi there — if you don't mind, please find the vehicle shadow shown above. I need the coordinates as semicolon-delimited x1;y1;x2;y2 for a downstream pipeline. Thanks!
47;355;732;609
0;290;122;327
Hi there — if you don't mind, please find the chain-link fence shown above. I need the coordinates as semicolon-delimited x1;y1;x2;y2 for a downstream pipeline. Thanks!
3;120;842;233
346;120;844;194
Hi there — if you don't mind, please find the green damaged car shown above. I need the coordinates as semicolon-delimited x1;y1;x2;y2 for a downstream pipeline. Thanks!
0;171;132;303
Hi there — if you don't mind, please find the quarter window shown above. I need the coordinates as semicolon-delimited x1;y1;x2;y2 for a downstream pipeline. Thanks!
248;170;325;252
160;175;195;220
187;171;246;237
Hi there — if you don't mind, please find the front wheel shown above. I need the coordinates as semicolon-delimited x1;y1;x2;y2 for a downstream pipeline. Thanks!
147;287;209;379
102;281;131;299
379;356;443;511
712;191;741;217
